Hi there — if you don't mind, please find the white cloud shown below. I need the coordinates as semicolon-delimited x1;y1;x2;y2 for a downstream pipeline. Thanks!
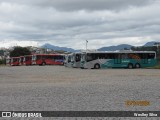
0;39;38;48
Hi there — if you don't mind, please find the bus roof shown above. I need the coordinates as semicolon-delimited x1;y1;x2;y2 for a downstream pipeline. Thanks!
11;57;20;58
24;55;32;57
33;54;64;56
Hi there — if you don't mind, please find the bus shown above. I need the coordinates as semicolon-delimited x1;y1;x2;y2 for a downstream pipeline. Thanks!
23;55;32;66
19;56;24;65
80;51;157;69
11;57;20;66
71;52;81;68
32;54;64;66
64;54;73;67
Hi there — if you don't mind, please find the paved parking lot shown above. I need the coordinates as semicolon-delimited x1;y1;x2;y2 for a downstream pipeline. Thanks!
0;66;160;119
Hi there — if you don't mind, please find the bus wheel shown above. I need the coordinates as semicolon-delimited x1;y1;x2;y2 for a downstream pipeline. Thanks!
128;63;133;69
135;63;141;68
94;63;100;69
42;62;46;66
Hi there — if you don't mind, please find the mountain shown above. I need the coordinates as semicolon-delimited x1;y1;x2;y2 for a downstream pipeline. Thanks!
143;41;159;46
98;44;133;51
41;43;78;52
41;41;159;52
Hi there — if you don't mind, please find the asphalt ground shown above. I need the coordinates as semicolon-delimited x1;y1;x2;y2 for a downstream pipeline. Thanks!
0;66;160;120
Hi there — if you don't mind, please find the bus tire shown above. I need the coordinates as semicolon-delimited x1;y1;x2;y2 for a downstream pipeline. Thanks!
42;62;46;66
128;63;133;69
135;63;141;68
94;63;100;69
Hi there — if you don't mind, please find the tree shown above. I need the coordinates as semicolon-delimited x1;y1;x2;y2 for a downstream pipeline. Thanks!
0;50;4;56
0;59;5;65
10;47;31;57
131;46;157;52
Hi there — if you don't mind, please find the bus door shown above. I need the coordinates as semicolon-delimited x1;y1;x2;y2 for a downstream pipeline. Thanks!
75;54;81;67
114;54;121;64
142;53;148;64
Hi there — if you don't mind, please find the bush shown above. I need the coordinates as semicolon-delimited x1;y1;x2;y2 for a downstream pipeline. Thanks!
154;65;160;69
0;59;5;65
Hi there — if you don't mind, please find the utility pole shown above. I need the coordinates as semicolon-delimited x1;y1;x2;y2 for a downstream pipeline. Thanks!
86;40;88;51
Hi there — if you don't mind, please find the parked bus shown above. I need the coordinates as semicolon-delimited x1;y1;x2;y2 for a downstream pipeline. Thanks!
32;54;64;65
19;56;24;65
6;58;11;66
80;51;157;69
11;57;20;66
64;54;73;67
23;55;32;66
71;52;81;68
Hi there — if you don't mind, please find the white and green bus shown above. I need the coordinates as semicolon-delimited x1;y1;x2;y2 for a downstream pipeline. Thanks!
80;50;157;69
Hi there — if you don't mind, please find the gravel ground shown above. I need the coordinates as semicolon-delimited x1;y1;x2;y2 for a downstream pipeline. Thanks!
0;66;160;120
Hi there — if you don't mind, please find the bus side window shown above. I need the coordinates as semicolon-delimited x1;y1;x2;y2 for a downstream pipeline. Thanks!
55;56;57;60
142;53;147;59
121;54;128;59
99;53;105;59
60;56;64;60
114;54;120;59
87;55;92;61
148;53;155;59
107;54;114;59
87;54;94;62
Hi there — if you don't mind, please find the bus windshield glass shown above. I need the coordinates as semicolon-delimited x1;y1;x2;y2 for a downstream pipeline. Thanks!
32;55;36;60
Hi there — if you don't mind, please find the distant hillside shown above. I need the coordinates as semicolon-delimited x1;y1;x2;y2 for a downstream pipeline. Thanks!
41;43;78;52
41;41;159;52
98;44;133;51
143;41;158;46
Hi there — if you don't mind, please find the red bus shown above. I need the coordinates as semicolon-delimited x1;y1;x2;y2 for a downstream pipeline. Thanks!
11;57;20;66
23;55;32;66
19;56;24;65
32;54;64;65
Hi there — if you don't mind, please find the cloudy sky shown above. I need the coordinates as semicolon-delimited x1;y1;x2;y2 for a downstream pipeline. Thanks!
0;0;160;49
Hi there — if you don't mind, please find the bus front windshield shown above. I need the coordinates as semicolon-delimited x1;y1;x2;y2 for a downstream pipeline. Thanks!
71;55;74;62
19;58;21;62
32;55;36;60
23;57;26;62
6;59;10;63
